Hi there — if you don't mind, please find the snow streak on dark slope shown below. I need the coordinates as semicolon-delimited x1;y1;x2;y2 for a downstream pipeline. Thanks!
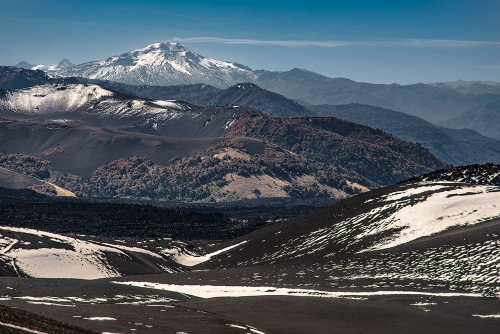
202;164;500;266
55;42;257;88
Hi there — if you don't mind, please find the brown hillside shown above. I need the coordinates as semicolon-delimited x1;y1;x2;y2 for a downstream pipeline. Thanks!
0;120;227;177
228;111;449;185
54;138;373;202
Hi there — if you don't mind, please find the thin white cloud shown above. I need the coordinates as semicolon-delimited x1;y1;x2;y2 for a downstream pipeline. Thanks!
474;64;500;69
172;37;500;48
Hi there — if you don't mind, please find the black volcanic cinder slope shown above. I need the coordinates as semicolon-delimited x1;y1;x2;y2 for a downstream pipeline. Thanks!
201;165;500;277
0;188;242;240
409;163;500;184
0;304;97;334
2;172;500;333
0;186;59;204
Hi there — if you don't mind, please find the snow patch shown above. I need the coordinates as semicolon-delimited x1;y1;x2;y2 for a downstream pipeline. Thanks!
362;185;500;250
411;302;437;306
151;100;184;109
472;314;500;318
165;241;247;266
0;226;174;279
111;282;482;299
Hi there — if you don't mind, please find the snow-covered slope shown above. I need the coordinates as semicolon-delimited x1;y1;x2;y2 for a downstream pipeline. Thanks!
0;82;247;137
203;171;500;269
0;83;186;118
0;83;113;113
52;42;257;88
0;226;184;279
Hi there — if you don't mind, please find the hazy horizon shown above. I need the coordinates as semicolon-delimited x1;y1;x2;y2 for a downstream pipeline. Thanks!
2;0;500;85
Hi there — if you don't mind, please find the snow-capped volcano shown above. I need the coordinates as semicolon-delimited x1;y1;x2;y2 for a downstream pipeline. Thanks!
53;42;257;87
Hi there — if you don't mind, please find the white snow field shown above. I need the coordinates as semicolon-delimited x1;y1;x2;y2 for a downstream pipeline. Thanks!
234;182;500;266
0;226;177;279
0;83;190;120
111;281;482;299
361;184;500;250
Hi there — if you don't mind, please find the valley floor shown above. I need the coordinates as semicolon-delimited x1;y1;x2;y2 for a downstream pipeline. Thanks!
2;169;500;333
0;271;499;334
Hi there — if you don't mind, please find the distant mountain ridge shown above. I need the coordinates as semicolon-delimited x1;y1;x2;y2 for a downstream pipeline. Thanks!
10;41;500;138
1;71;499;167
14;61;36;69
0;66;53;90
0;82;246;138
310;103;500;165
430;79;500;89
74;80;311;117
186;82;312;116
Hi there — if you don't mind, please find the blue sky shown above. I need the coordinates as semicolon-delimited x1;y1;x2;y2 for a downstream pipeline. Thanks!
1;0;499;84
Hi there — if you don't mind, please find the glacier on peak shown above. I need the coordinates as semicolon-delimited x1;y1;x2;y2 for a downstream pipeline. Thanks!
26;42;257;88
132;42;187;53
